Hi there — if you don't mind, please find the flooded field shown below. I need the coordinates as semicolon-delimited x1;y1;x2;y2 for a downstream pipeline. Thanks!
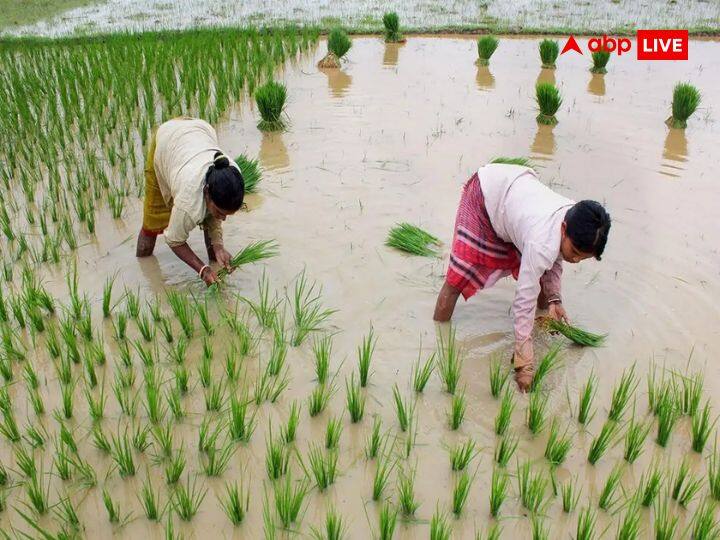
1;35;720;538
6;0;720;37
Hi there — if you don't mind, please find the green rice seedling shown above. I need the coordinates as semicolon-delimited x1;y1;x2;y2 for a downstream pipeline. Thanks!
691;499;719;540
15;444;37;478
203;441;235;477
357;328;376;387
136;313;155;342
654;495;678;540
494;433;519;468
167;291;194;339
590;50;611;74
311;505;347;540
73;457;97;488
527;390;548;434
54;356;72;386
345;374;365;423
412;351;435;393
0;356;12;383
139;475;161;520
278;401;300;445
531;342;562;392
598;462;623;511
117;340;132;368
623;412;651;463
639;463;663;507
539;39;560;69
313;334;332;385
113;311;128;341
608;365;638;422
489;356;510;398
131;423;151;453
103;488;121;523
24;424;47;448
124;288;141;319
326;27;352;62
234;154;262;193
0;463;7;486
531;514;549;540
655;391;680;447
304;444;338;491
545;417;573;466
29;387;45;416
54;443;73;480
193;297;214;336
382;12;404;42
667;82;701;129
171;476;207;521
576;505;597;540
290;270;336;346
325;414;344;449
450;439;478;471
517;460;548;513
59;423;78;455
437;328;463;394
165;447;186;485
266;430;290;480
535;82;563;125
54;495;81;530
490;156;532;166
219;481;249;525
26;471;50;514
490;466;509;517
110;429;136;477
671;459;702;507
92;426;111;453
198;418;222;452
167;388;185;420
228;393;256;443
577;372;598;425
246;271;281;328
267;340;287;377
392;384;415;432
397;465;419;517
262;488;277;540
477;35;499;66
386;223;440;257
709;442;720;500
547;319;606;347
204;382;226;412
0;408;17;443
679;369;704;415
152;423;174;459
274;474;310;528
216;240;279;282
430;506;452;540
378;503;398;540
617;498;641;540
135;340;158;367
60;381;74;419
452;470;474;515
159;318;174;343
84;354;98;387
365;416;384;460
168;337;188;365
308;383;335;417
449;388;466;430
372;451;396;501
561;476;581;512
256;81;287;132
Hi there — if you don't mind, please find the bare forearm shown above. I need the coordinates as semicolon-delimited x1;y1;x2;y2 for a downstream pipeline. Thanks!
170;243;207;274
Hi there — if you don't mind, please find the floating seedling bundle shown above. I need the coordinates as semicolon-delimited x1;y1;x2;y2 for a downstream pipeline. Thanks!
386;223;440;256
542;318;606;347
539;39;560;69
590;50;611;74
535;82;562;125
477;35;499;66
666;82;701;129
234;154;262;193
255;81;288;132
318;28;352;69
382;12;405;43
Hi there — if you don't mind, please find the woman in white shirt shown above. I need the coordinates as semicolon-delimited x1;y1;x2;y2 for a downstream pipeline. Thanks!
434;163;611;391
135;118;244;286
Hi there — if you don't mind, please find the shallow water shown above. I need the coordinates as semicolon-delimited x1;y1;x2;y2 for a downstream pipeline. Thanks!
5;0;720;37
2;36;720;538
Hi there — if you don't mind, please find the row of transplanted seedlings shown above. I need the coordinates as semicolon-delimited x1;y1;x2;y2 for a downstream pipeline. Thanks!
0;26;319;277
1;261;720;538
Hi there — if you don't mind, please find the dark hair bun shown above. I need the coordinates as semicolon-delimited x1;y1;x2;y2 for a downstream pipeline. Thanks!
565;200;611;260
213;151;230;169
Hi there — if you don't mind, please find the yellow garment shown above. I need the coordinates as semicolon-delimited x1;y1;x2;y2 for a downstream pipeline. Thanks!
141;128;172;234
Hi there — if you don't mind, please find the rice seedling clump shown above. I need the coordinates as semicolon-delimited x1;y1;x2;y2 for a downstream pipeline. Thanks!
477;35;499;66
546;319;606;347
383;12;405;43
535;82;563;125
255;80;288;132
319;27;352;68
386;222;440;257
539;39;560;69
667;82;701;129
234;154;262;193
590;50;611;74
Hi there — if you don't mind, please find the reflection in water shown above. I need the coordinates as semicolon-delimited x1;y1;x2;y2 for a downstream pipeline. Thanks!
475;66;495;90
530;124;556;157
587;73;606;96
321;67;353;98
259;132;290;172
536;68;556;86
382;42;405;67
662;127;688;163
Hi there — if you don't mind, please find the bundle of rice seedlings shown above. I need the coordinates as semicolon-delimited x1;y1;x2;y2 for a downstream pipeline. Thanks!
667;82;701;129
587;419;619;465
490;466;509;517
215;240;279;281
691;499;720;540
490;156;533;167
255;81;287;132
546;319;606;347
382;12;405;43
576;506;597;540
654;495;678;540
598;462;623;511
477;36;499;66
234;154;262;193
386;223;440;257
535;82;563;125
561;477;580;512
318;28;352;69
590;51;611;74
539;39;560;69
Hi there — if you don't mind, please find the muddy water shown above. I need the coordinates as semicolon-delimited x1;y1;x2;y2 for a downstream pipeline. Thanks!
2;36;720;538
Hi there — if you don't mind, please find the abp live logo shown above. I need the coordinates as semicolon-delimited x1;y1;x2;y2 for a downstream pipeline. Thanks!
561;30;688;60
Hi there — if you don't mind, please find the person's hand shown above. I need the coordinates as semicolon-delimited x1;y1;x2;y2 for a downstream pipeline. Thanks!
515;365;534;393
548;302;569;324
214;246;233;273
513;341;534;393
200;266;219;287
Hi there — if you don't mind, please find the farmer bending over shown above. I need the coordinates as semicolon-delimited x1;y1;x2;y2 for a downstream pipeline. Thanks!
434;163;611;392
136;117;244;286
